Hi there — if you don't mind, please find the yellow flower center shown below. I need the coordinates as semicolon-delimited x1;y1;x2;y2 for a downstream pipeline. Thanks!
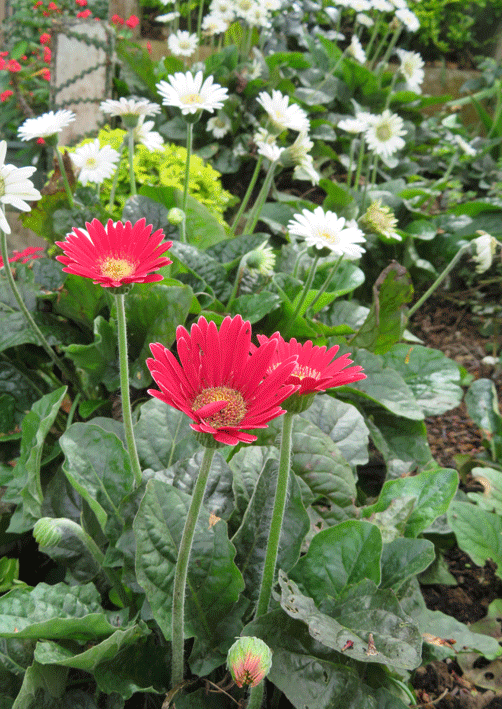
319;229;337;244
85;157;98;169
99;257;136;280
181;93;203;105
376;122;392;142
292;365;320;381
192;386;247;427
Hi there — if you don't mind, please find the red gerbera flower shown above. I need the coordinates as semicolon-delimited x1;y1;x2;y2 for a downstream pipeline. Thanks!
256;333;366;400
147;315;299;446
55;218;173;288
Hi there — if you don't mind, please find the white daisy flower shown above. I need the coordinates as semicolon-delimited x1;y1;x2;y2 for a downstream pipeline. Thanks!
371;0;393;11
263;0;282;10
167;30;199;57
356;12;374;27
156;11;180;22
288;206;366;259
159;0;175;5
256;139;284;162
396;48;424;93
388;0;407;6
234;0;257;16
395;7;420;31
100;97;161;118
156;71;229;115
347;35;366;64
338;112;373;134
472;231;497;273
282;132;320;183
207;113;231;138
18;110;76;141
364;109;406;159
256;90;310;133
325;6;341;22
201;13;229;35
241;4;271;27
0;141;42;234
70;139;120;186
454;134;476;156
134;117;164;151
209;0;235;20
349;0;371;11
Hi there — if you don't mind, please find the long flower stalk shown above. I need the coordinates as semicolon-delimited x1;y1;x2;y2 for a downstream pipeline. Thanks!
171;445;216;688
115;292;143;488
127;128;137;196
54;147;74;208
306;255;343;316
242;158;277;235
180;122;194;244
107;140;126;213
286;254;320;331
230;155;264;235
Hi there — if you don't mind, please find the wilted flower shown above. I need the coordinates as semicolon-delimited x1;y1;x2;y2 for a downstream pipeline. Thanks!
227;637;273;688
360;199;401;241
454;134;476;157
246;240;276;276
347;35;366;64
147;315;299;446
134;117;164;151
472;231;498;274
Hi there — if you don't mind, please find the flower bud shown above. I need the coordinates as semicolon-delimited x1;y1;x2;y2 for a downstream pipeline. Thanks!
167;207;185;225
227;636;272;688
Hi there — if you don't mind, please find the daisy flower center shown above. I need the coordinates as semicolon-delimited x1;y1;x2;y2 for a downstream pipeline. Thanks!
192;386;247;427
376;122;392;142
85;157;98;169
181;93;204;105
292;365;320;381
99;256;136;280
319;229;337;244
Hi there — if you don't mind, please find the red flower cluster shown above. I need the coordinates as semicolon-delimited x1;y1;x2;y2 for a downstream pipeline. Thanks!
126;14;139;28
75;0;87;5
0;90;13;102
6;59;21;73
111;13;124;25
43;46;51;63
76;9;91;18
0;247;45;269
39;33;51;44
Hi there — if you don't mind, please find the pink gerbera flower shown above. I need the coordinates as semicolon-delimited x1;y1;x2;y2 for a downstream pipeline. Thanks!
256;333;366;410
55;218;172;288
147;315;299;446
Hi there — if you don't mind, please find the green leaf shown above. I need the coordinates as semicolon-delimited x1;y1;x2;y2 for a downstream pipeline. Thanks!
121;195;168;231
243;609;378;709
5;387;67;533
59;423;134;540
12;662;68;709
229;292;281;323
300;395;369;468
418;607;501;660
63;316;119;392
133;478;244;641
53;274;107;330
0;583;124;641
467;467;502;515
170;242;229;300
381;344;462;416
289;520;382;603
447;500;502;579
0;312;80;352
380;538;435;590
0;558;18;593
232;458;309;603
465;379;502;459
228;445;275;521
350;263;413;354
363;467;458;537
134;398;198;472
278;572;422;669
320;178;353;209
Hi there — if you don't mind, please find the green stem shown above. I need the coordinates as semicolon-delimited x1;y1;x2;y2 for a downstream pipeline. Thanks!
378;25;402;70
115;293;142;488
0;221;81;392
55;147;74;208
407;243;471;321
364;16;381;62
254;411;294;617
242;159;277;235
196;0;204;46
292;246;309;279
181;122;193;244
286;254;320;330
107;140;126;213
127;128;137;197
247;682;265;709
306;255;343;317
226;255;248;311
230;155;264;235
346;137;356;189
369;26;391;70
171;445;216;688
353;137;366;191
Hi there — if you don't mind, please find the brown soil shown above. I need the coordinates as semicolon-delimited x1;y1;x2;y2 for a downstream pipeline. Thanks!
409;295;502;708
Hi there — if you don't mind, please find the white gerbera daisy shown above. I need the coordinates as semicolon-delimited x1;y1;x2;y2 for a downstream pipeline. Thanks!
241;4;271;27
338;112;373;134
167;30;198;57
134;117;164;151
256;90;310;133
364;109;406;158
70;139;120;186
18;110;76;142
156;71;229;115
100;97;161;118
0;141;42;234
207;113;231;138
396;48;424;93
202;13;229;35
156;11;180;22
349;0;371;11
356;12;374;27
234;0;257;15
347;35;366;64
256;140;283;162
371;0;393;11
159;0;175;5
395;7;420;31
454;134;476;157
325;6;340;22
288;206;366;259
209;0;235;20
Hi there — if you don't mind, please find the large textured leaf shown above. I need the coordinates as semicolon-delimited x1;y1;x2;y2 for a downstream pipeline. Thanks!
381;344;462;416
300;395;369;468
417;607;501;660
380;538;435;590
448;500;502;579
5;387;67;533
467;467;502;515
289;520;382;604
232;458;310;604
12;662;68;709
0;312;79;352
344;349;424;420
363;467;458;537
63;317;119;392
350;263;413;354
228;445;277;521
53;273;107;330
278;573;422;669
465;378;502;460
134;398;198;472
0;583;123;641
59;423;134;540
244;610;378;709
134;478;243;640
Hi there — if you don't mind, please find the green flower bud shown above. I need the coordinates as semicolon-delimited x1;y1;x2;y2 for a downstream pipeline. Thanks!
227;636;272;688
168;207;185;225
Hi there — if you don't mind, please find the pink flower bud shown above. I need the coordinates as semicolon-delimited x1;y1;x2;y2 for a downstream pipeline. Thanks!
227;637;272;688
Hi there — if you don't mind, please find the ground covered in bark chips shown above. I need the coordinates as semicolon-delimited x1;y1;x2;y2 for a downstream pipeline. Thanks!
409;296;502;708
